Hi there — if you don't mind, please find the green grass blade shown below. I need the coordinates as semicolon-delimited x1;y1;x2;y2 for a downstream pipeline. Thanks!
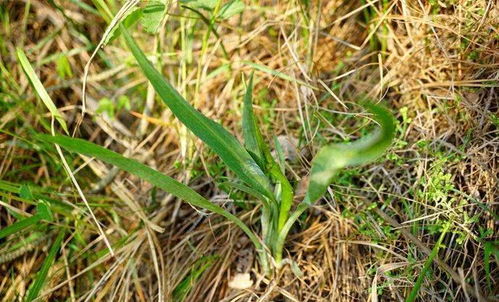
242;61;317;90
406;223;450;302
240;74;294;233
242;72;266;168
121;27;273;199
272;135;286;173
25;229;65;302
0;215;41;241
16;48;68;134
0;201;52;240
483;241;498;292
69;0;100;15
19;185;34;200
181;5;229;59
172;255;216;301
273;202;307;266
305;103;395;203
36;134;263;251
274;164;294;233
90;0;113;23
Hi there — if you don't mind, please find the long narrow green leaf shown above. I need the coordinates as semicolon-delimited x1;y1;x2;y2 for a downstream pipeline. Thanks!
36;134;262;251
274;165;294;233
121;27;273;199
90;0;113;23
406;223;450;302
241;73;293;233
0;215;40;241
0;201;52;240
242;72;266;168
242;61;317;90
36;200;54;221
25;229;65;302
172;255;216;302
16;49;68;134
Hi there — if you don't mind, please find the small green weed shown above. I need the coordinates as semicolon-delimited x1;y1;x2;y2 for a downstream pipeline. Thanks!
36;25;395;273
96;95;131;118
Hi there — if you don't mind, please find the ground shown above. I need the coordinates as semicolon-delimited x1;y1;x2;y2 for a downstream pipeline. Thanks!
0;0;497;301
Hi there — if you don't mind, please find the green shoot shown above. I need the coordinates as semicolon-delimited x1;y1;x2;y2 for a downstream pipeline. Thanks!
35;26;395;273
172;255;216;301
406;222;451;302
25;229;65;302
16;48;68;134
121;26;273;200
0;200;53;240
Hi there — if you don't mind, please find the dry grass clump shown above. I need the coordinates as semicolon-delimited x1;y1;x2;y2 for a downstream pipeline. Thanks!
0;0;497;301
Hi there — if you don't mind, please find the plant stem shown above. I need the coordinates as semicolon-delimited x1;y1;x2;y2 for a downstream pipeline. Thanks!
274;202;310;268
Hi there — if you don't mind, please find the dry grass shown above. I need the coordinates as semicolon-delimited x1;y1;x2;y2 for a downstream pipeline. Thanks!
0;0;497;301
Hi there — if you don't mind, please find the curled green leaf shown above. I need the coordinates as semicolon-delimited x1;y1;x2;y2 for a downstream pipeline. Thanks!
305;103;395;204
274;103;395;267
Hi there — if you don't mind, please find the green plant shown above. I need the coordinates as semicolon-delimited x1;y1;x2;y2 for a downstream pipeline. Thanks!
37;27;394;273
0;200;53;240
96;95;131;118
25;230;65;302
406;222;450;302
172;255;217;301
